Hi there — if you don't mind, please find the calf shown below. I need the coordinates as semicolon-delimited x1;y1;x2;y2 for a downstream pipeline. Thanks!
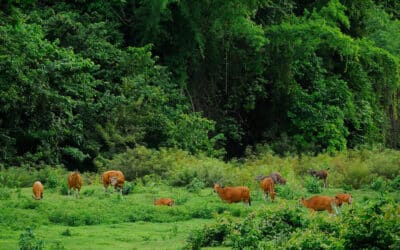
154;198;174;206
32;181;44;200
260;177;275;202
67;170;82;198
102;170;125;194
308;168;329;188
301;195;339;215
213;183;251;206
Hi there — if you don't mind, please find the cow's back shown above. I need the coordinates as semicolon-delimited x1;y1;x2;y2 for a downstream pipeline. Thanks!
68;172;82;189
302;196;334;211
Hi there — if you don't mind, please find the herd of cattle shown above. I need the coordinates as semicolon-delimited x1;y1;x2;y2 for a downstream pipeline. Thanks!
31;168;352;215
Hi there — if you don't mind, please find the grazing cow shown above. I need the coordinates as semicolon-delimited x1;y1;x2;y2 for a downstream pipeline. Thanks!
260;177;275;202
213;183;251;206
268;172;287;185
256;172;286;185
67;170;82;198
308;168;330;188
32;181;44;200
154;198;174;206
335;193;352;207
102;170;125;194
301;195;340;215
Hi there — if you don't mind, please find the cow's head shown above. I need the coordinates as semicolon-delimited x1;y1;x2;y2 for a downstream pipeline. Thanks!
213;183;222;192
110;176;118;186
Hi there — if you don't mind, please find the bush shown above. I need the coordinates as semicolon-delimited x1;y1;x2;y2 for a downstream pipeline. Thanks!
370;177;387;193
186;178;205;193
388;175;400;191
304;176;322;194
19;227;44;250
185;216;233;249
341;200;399;249
0;187;11;200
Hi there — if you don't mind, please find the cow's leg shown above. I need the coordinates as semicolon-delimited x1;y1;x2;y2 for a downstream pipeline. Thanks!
263;192;267;201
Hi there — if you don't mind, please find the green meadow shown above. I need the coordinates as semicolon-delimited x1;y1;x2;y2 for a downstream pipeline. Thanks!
0;178;399;249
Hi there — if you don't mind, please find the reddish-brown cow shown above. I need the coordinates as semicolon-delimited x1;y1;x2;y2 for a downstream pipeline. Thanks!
260;177;275;202
102;170;125;194
32;181;44;200
67;170;82;198
301;195;340;215
154;198;175;206
213;183;251;206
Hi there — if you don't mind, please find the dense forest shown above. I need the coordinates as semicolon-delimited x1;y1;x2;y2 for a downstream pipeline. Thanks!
1;0;400;171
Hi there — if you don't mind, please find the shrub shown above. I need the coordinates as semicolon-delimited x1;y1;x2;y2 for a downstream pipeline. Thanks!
19;227;44;250
186;178;205;193
122;181;135;195
304;176;322;194
0;187;11;200
340;200;399;249
284;229;344;250
185;216;233;249
61;228;72;236
370;177;387;193
388;175;400;191
59;182;69;195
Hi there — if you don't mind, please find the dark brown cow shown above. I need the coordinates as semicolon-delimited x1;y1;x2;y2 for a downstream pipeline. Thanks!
308;168;329;188
213;183;251;206
256;172;286;185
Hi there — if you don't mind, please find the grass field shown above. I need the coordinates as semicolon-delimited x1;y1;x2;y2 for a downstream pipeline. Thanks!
0;180;398;249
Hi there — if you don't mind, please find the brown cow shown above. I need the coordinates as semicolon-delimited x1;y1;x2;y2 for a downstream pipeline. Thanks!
67;170;82;198
154;198;174;206
301;195;340;215
102;170;125;194
32;181;44;200
335;193;352;207
213;183;251;206
308;168;329;188
260;177;275;202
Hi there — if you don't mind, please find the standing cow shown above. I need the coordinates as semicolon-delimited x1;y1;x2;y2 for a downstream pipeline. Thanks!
260;177;275;202
213;183;251;206
32;181;44;200
308;168;330;188
67;170;82;198
102;170;125;194
301;195;340;215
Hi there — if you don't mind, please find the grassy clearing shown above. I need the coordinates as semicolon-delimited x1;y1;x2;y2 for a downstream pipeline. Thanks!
0;180;397;249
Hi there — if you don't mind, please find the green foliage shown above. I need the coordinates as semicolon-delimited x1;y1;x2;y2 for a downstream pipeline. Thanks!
19;227;44;250
186;177;206;193
341;199;399;249
304;176;323;194
0;187;11;200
